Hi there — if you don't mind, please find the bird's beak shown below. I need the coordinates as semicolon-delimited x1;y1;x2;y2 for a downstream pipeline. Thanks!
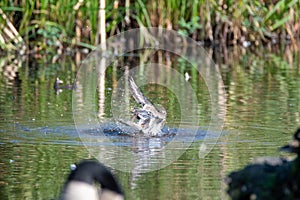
280;145;292;153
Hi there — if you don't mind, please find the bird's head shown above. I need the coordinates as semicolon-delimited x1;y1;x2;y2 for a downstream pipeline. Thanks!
280;128;300;155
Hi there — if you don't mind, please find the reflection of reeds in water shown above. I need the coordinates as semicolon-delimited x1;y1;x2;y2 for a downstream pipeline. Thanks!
0;55;23;86
0;46;300;200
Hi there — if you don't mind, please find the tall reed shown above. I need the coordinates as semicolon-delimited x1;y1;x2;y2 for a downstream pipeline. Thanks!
0;0;299;52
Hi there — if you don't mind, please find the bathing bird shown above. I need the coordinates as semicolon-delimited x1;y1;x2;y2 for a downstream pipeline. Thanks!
60;160;124;200
120;76;166;137
128;76;167;136
226;128;300;200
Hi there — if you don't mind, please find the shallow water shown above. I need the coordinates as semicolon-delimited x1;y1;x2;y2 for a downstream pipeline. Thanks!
0;47;299;199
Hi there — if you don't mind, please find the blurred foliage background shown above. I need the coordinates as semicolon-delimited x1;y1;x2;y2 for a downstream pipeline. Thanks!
0;0;299;53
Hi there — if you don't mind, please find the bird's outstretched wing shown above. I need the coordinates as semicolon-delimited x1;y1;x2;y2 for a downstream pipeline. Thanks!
126;76;167;136
128;76;151;106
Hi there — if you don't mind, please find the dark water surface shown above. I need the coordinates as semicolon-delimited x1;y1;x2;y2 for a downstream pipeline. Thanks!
0;47;299;199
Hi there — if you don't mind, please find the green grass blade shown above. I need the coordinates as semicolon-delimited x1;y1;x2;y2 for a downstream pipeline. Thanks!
264;0;285;22
271;15;291;30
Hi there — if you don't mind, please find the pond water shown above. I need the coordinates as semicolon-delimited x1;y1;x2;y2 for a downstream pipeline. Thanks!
0;46;299;200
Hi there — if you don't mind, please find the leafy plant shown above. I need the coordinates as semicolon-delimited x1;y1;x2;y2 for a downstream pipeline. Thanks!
178;16;201;36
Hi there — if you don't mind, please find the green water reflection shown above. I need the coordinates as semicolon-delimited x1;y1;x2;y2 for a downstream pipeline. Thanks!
0;47;299;199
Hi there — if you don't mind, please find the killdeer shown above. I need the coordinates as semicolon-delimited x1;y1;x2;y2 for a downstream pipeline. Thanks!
226;128;300;199
60;160;124;200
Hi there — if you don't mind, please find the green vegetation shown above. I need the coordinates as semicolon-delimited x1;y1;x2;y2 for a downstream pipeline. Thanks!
0;0;299;52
